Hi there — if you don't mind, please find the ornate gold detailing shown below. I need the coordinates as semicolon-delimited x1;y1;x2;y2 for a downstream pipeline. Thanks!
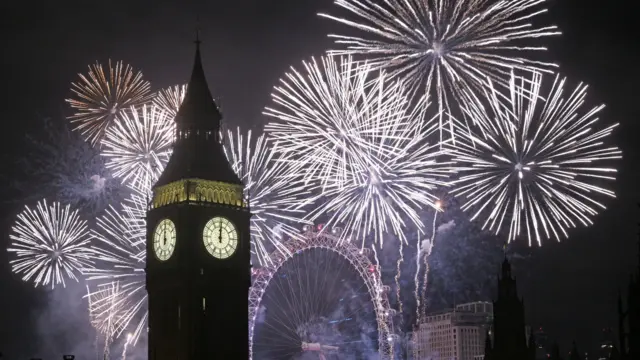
151;179;245;209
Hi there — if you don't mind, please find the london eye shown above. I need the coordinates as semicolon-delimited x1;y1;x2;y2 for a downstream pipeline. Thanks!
249;225;395;359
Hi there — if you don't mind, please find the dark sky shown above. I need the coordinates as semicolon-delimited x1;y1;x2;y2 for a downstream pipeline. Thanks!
1;0;638;358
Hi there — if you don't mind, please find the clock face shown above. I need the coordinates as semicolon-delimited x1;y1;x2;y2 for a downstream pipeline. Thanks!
153;219;176;261
203;217;238;259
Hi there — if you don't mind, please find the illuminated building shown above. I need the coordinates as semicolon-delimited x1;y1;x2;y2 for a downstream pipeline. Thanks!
412;302;493;360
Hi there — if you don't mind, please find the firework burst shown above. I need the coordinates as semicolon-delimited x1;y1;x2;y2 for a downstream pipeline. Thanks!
265;56;424;189
448;72;621;245
66;60;153;145
153;84;187;120
224;128;309;266
85;196;147;344
265;56;454;245
305;117;452;246
319;0;561;142
101;104;174;190
7;199;94;288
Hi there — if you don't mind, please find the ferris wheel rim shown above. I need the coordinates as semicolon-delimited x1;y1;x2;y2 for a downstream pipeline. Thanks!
248;229;394;360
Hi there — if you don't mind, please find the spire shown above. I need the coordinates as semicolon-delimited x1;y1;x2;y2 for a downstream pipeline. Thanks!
569;341;582;360
195;17;201;45
174;30;222;131
637;203;640;276
615;295;627;360
501;256;511;279
550;342;562;360
153;36;241;188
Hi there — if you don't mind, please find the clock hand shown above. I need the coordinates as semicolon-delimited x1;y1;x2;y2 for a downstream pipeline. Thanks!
218;219;223;244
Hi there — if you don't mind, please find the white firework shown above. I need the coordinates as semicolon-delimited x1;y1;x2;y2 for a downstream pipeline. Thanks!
319;0;561;142
265;56;454;245
265;56;427;189
448;72;621;245
224;128;309;266
153;84;187;120
86;281;126;348
304;105;453;246
85;198;147;344
8;199;94;288
101;104;174;189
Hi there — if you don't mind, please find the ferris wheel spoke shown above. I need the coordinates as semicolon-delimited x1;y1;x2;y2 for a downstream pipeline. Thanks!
250;232;394;359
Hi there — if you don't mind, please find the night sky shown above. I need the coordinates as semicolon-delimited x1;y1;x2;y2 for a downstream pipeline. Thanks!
1;0;639;358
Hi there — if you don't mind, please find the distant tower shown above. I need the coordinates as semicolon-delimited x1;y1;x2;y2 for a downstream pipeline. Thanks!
484;257;534;360
145;37;251;360
625;212;640;359
618;205;640;360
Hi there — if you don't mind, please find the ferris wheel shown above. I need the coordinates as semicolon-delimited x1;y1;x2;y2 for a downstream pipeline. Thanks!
249;224;396;359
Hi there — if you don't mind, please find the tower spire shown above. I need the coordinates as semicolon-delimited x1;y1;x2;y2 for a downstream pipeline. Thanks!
153;35;241;188
195;17;201;45
637;203;640;276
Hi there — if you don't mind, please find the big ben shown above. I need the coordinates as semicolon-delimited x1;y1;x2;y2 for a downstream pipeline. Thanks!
146;38;251;360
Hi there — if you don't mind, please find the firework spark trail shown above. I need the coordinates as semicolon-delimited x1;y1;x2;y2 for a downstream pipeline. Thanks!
101;104;174;190
265;55;455;246
448;72;622;245
93;327;99;360
224;128;310;266
121;333;133;360
7;199;94;289
371;243;380;269
420;206;440;318
104;333;112;360
413;234;423;323
420;259;430;319
66;60;153;146
85;200;147;345
319;0;561;143
153;84;187;119
394;241;403;316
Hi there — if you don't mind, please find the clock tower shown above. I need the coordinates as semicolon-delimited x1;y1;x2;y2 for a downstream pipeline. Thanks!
145;39;251;360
